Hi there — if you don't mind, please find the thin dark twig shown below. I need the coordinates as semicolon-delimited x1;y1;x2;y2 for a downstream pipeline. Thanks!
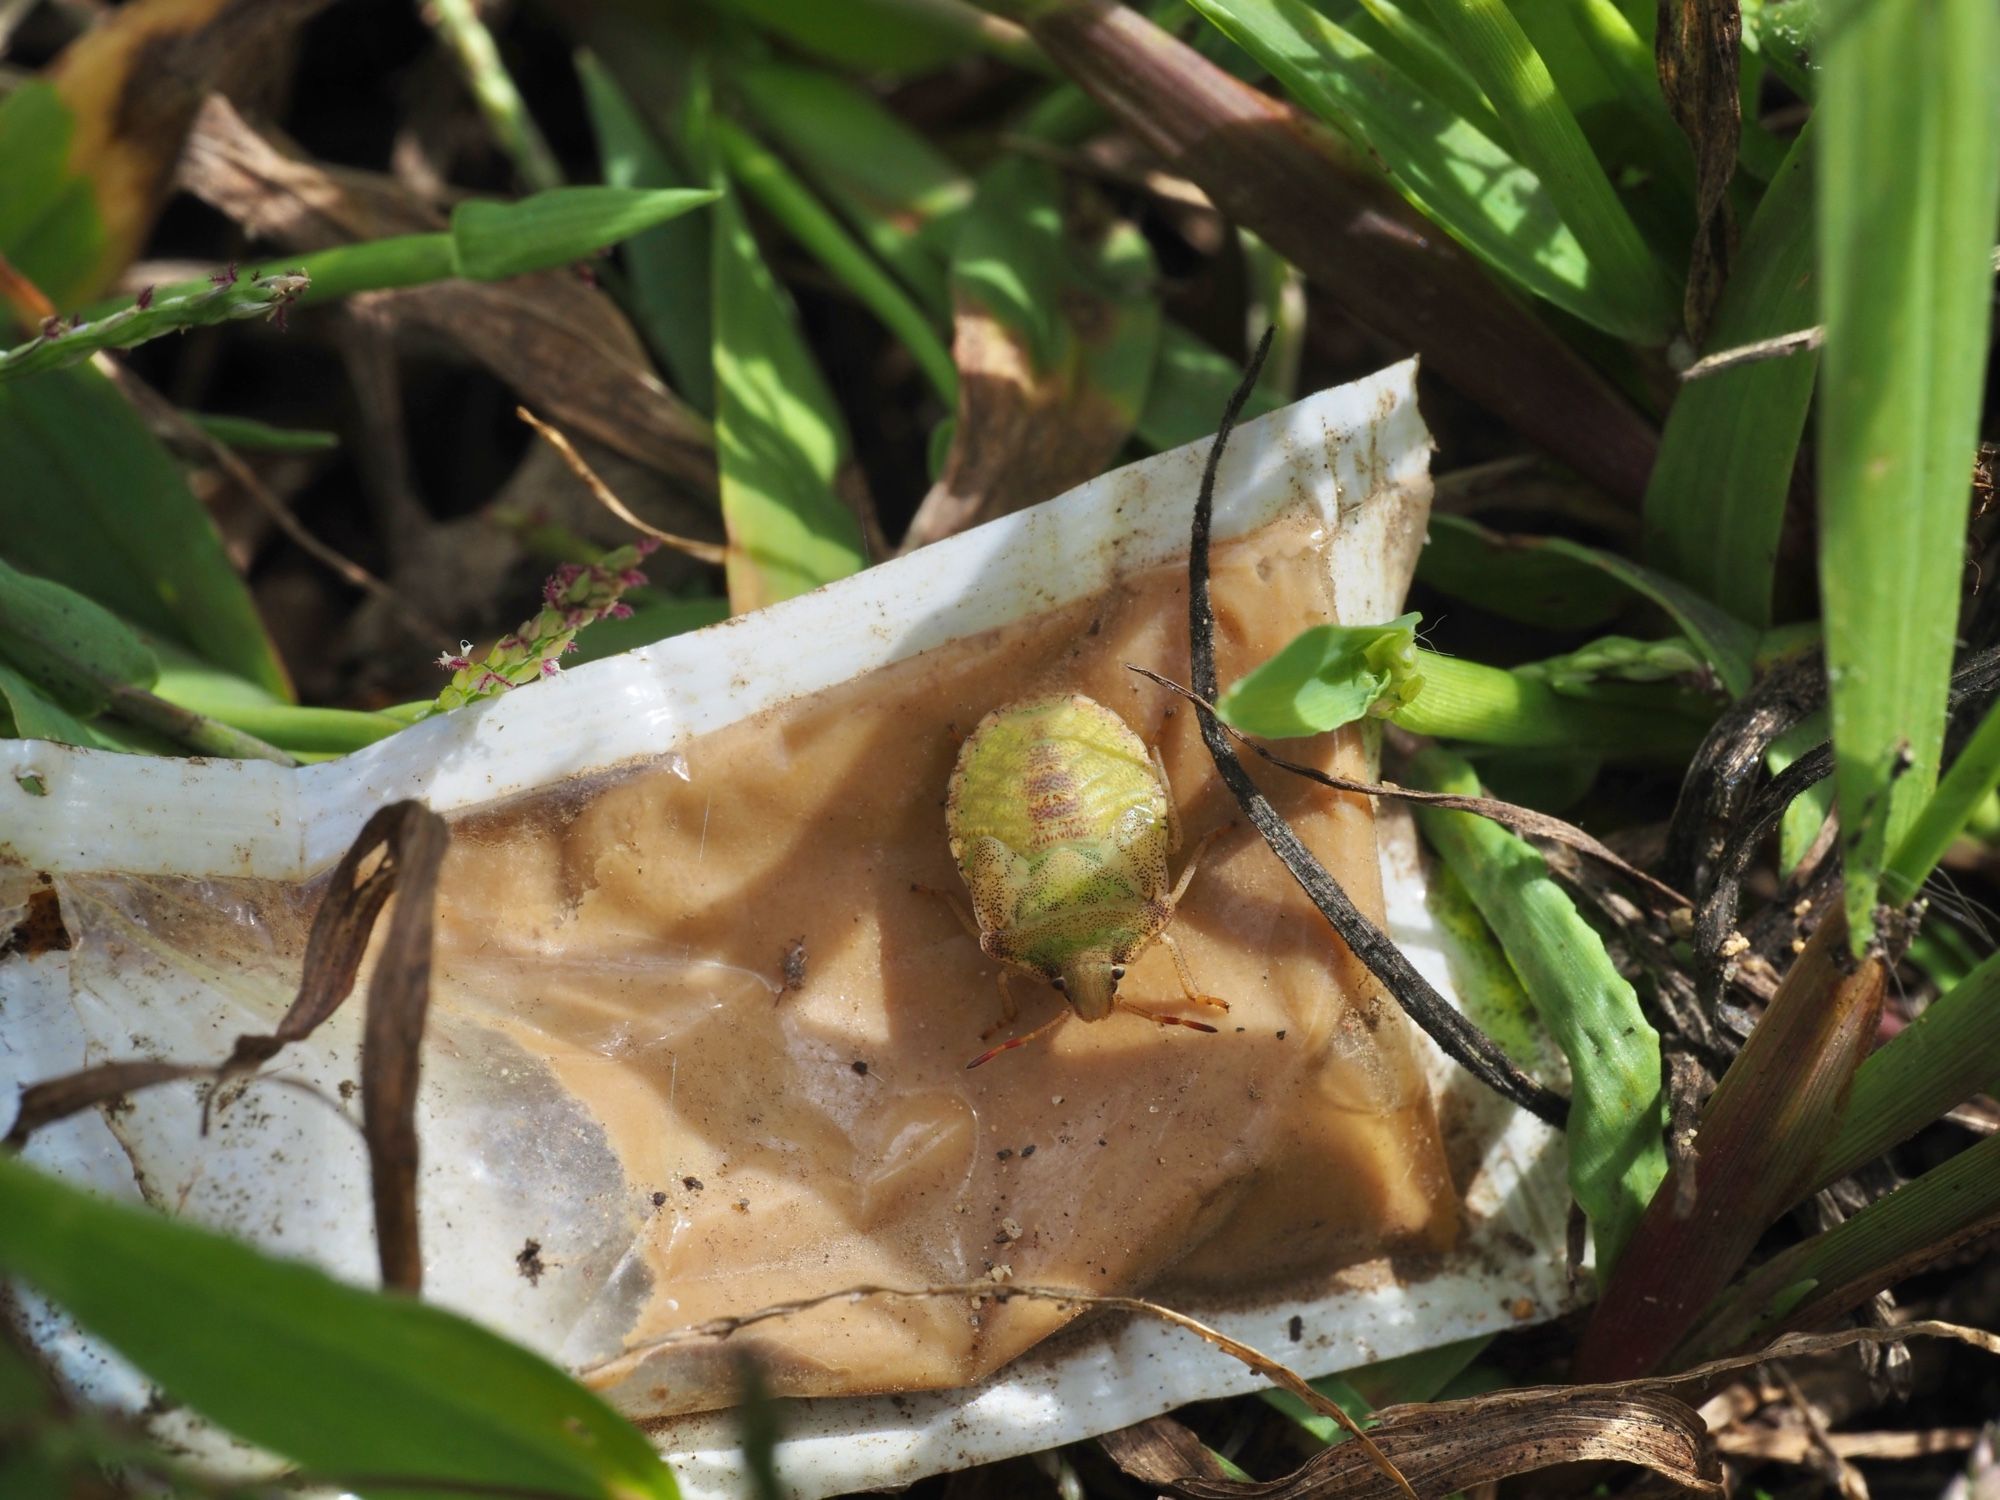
1182;330;1568;1127
1129;664;1689;913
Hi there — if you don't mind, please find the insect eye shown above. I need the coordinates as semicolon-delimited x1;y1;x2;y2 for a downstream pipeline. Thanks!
1051;976;1066;992
1111;966;1126;981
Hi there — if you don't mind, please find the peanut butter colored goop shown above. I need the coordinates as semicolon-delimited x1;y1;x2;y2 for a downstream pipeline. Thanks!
430;514;1457;1416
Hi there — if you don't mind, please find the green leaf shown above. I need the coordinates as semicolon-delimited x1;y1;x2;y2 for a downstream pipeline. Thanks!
0;82;104;310
1528;537;1758;696
712;118;957;405
1136;324;1284;452
1188;0;1653;338
1817;947;2000;1189
709;160;869;609
1817;0;2000;949
0;365;289;698
729;60;970;318
698;0;1038;72
1644;122;1817;628
186;412;340;453
147;637;402;757
1215;612;1423;738
0;557;157;714
563;594;730;664
450;186;721;282
1413;515;1630;631
577;52;716;415
1412;0;1680;342
1517;635;1709;694
0;1152;678;1500
0;660;107;748
1410;747;1666;1271
1884;695;2000;904
1263;1333;1492;1446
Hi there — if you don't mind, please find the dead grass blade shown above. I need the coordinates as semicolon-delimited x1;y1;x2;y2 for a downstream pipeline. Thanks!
516;407;727;566
1656;0;1742;339
3;802;449;1292
177;97;714;494
1183;334;1569;1126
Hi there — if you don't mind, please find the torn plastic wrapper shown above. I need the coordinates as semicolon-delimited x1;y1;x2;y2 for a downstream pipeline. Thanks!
0;361;1574;1498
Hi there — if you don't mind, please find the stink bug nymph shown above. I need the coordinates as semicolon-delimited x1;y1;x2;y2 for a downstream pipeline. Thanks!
936;693;1227;1067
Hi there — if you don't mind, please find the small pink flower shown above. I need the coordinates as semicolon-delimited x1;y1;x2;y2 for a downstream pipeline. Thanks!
634;537;662;557
210;262;239;288
607;602;634;620
136;286;156;311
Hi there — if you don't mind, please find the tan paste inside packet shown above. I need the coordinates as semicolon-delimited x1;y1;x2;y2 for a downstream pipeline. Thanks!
431;516;1458;1413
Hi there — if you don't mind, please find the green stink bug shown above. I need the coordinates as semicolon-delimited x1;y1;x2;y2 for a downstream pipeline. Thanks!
939;692;1227;1067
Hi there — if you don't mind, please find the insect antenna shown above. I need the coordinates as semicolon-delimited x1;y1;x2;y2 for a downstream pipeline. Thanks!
965;1009;1070;1069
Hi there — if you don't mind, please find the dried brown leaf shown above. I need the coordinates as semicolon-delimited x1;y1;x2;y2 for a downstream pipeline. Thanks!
1656;0;1743;340
177;96;714;495
3;802;449;1291
1099;1416;1238;1488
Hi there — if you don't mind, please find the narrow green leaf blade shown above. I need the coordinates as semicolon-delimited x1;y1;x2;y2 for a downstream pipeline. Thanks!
1643;123;1817;627
1187;0;1655;338
1530;537;1758;695
1414;515;1630;631
729;60;970;318
1136;325;1284;452
711;185;869;609
0;366;289;698
0;660;107;748
1410;747;1666;1271
1413;0;1681;341
577;52;716;415
0;1153;677;1500
0;558;157;713
450;186;720;282
1818;0;2000;948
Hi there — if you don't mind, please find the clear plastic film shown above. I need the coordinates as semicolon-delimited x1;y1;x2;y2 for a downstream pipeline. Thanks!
1;363;1575;1498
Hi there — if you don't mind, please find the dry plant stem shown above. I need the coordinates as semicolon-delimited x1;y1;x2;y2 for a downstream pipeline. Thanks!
515;407;728;566
1008;0;1660;505
98;355;430;636
583;1281;1417;1498
1129;665;1689;913
1181;336;1569;1127
4;804;449;1292
1681;326;1824;379
1574;910;1886;1381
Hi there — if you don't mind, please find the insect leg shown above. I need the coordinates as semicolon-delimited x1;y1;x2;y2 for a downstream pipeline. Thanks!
1160;930;1231;1012
981;969;1023;1039
1114;1000;1218;1034
1168;824;1229;907
911;882;982;941
965;1009;1071;1069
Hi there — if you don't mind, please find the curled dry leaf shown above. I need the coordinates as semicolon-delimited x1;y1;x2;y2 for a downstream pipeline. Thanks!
1656;0;1744;340
176;96;714;495
4;802;449;1292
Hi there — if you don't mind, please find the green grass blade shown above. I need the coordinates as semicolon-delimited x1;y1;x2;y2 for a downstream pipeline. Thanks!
1514;0;1696;201
577;52;717;416
0;81;105;310
1885;696;2000;902
1682;1129;2000;1363
186;412;339;453
1186;0;1656;338
0;366;289;698
449;187;721;282
705;0;1042;71
1135;324;1283;451
711;118;957;406
1816;948;2000;1189
147;639;403;756
1643;123;1816;627
1410;747;1666;1271
0;273;307;383
729;60;970;317
1394;651;1710;760
425;0;565;192
0;660;109;748
1414;0;1681;341
1817;0;2000;950
0;557;157;715
0;1152;677;1500
1414;515;1630;631
708;163;870;608
1530;538;1759;695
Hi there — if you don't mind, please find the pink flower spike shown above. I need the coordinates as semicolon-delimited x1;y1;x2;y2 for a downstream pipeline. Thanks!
136;286;156;311
619;569;647;588
608;602;634;620
541;660;560;677
210;262;239;288
40;315;63;338
634;537;662;557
